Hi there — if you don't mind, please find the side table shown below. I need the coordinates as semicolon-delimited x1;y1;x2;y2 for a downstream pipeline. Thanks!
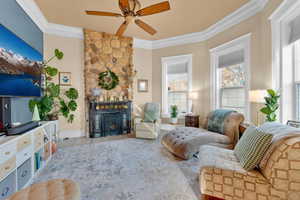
185;115;200;128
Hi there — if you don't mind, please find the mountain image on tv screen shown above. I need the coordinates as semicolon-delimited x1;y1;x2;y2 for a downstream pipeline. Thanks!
0;24;43;97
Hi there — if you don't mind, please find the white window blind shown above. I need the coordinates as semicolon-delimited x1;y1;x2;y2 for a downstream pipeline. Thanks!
219;49;244;68
289;15;300;44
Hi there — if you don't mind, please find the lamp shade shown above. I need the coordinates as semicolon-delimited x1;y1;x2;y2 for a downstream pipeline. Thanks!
188;91;199;100
249;90;267;103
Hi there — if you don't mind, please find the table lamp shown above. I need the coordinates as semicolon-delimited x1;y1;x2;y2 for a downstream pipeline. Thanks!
188;91;199;114
249;90;267;125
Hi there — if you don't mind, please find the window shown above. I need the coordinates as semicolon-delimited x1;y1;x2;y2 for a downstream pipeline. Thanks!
270;2;300;122
168;66;189;114
294;40;300;120
219;64;246;115
210;34;250;120
162;55;192;116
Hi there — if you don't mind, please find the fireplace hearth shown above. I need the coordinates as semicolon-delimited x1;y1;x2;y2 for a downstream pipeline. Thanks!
89;101;132;138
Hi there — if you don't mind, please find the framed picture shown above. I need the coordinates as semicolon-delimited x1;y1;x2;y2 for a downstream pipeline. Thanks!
138;79;148;92
59;72;72;86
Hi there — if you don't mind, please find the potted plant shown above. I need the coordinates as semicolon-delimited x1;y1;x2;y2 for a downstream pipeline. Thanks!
29;49;79;123
170;105;178;124
260;89;280;122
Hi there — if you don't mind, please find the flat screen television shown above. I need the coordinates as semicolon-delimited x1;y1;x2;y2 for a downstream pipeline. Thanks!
0;24;43;97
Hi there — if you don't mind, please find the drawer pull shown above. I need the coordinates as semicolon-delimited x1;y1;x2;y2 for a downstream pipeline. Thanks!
1;187;9;197
23;141;28;144
4;152;10;155
21;170;28;178
4;166;10;170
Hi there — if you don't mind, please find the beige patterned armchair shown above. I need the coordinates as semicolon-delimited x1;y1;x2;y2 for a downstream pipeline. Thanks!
199;123;300;200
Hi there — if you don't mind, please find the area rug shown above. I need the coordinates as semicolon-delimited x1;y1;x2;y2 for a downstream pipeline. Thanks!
34;133;201;200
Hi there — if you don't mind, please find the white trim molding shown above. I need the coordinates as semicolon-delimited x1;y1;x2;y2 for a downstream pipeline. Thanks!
152;0;267;49
210;33;251;121
269;0;300;122
17;0;268;49
161;54;193;117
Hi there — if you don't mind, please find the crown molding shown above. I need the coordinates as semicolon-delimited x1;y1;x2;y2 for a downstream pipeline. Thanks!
46;23;84;39
16;0;84;39
133;38;153;49
17;0;268;49
151;0;268;49
269;0;300;22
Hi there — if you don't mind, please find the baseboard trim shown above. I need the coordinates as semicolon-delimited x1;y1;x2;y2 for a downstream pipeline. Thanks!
59;129;85;139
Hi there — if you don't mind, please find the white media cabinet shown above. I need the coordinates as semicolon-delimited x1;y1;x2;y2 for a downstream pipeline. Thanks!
0;121;58;200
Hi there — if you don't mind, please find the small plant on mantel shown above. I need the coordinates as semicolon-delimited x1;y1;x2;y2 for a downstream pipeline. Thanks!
29;49;79;123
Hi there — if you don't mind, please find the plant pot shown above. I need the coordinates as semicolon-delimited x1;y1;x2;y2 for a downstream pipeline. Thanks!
170;117;178;124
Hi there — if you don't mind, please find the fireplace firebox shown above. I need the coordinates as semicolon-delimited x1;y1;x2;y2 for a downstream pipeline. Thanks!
89;101;132;138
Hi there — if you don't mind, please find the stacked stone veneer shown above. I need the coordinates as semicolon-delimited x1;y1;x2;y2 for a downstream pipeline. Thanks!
84;29;134;99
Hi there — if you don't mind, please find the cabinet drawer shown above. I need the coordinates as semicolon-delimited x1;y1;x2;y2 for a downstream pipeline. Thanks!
0;157;16;181
0;171;16;200
17;159;32;190
17;134;32;152
34;129;44;151
0;142;16;164
16;146;32;167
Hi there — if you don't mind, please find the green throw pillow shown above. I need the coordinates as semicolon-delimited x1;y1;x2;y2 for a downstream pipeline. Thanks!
234;125;273;171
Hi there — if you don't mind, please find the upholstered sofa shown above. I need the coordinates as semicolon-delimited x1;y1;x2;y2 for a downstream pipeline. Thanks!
199;122;300;200
162;110;244;160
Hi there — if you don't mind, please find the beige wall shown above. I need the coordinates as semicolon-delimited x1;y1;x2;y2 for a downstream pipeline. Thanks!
133;48;153;117
152;0;283;124
44;34;85;138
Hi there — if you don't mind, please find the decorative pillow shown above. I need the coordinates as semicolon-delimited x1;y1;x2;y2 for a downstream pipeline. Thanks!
234;125;273;171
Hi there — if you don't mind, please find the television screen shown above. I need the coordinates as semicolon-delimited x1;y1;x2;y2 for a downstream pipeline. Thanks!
0;24;43;97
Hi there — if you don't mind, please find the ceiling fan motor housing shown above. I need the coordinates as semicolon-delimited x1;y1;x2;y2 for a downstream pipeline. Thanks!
121;0;141;16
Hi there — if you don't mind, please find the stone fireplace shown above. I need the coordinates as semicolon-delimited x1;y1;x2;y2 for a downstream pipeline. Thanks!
84;30;134;137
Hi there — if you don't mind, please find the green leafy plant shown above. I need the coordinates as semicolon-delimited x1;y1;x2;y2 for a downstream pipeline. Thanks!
260;89;280;122
170;105;178;118
29;49;79;123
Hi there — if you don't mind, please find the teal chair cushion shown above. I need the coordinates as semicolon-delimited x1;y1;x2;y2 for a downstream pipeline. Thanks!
144;103;160;123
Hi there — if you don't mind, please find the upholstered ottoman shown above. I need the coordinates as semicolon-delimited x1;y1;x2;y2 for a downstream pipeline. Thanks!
161;127;231;160
7;179;80;200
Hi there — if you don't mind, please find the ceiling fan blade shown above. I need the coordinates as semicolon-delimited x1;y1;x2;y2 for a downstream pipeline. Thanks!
86;11;122;17
116;21;129;36
136;1;170;16
119;0;130;11
135;19;157;35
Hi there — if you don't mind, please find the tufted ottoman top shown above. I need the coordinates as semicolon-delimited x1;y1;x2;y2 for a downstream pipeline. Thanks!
162;127;231;160
7;179;80;200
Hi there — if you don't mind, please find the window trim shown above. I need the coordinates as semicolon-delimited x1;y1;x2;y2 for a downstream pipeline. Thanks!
210;33;251;121
161;54;193;117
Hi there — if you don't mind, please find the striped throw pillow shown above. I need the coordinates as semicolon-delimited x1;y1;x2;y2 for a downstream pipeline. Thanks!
234;125;273;171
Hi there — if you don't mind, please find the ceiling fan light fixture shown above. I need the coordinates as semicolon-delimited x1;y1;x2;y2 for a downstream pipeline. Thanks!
86;0;171;36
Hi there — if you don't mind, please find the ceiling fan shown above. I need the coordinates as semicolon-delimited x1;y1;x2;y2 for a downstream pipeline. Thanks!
86;0;171;36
